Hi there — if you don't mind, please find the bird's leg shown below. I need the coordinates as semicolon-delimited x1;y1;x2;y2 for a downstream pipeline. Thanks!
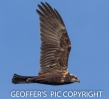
26;78;35;83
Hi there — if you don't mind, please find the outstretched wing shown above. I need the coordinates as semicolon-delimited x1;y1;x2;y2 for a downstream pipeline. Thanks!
36;2;71;74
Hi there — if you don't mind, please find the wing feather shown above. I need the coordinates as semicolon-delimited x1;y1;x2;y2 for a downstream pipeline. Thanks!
36;2;71;74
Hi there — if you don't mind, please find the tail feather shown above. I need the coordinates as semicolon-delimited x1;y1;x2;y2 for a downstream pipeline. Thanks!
12;74;35;84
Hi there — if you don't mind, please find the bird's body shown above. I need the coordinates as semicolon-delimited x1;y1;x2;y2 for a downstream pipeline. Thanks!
12;2;80;85
13;72;76;85
13;72;79;85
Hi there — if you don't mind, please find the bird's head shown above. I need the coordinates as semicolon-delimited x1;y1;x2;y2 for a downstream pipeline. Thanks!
70;74;80;83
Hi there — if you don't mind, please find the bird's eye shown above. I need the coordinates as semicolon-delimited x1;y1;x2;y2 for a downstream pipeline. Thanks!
74;76;77;79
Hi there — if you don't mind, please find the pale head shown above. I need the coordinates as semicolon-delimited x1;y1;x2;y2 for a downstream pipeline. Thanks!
70;74;80;83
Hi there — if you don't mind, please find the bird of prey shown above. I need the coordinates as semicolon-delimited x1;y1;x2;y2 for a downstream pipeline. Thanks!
12;2;80;85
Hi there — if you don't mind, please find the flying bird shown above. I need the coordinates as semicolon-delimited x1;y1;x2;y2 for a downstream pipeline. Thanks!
12;2;80;85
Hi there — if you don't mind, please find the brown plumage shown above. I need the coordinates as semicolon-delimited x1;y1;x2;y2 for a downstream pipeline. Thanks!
12;2;80;85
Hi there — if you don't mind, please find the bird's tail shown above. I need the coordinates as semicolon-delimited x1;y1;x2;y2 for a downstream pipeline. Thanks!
12;74;35;84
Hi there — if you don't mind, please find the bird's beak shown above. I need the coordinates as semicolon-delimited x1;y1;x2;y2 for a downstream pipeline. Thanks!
77;78;80;83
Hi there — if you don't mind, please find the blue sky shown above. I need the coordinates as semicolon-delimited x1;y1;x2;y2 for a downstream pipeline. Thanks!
0;0;109;99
